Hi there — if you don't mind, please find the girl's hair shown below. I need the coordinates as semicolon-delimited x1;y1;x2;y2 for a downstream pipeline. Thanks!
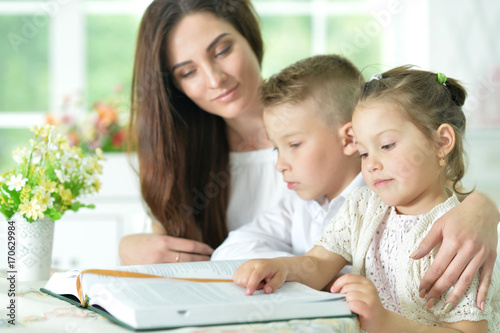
357;65;468;193
129;0;263;248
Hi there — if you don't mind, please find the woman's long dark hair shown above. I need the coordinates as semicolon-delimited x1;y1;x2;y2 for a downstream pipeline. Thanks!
129;0;263;248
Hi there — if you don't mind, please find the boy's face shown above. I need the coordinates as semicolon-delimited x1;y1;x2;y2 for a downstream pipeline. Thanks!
264;99;348;201
353;101;445;214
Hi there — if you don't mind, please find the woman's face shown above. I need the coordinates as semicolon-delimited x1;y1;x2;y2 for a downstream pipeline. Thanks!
167;12;262;119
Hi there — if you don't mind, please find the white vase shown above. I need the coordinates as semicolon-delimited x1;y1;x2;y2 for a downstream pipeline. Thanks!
11;212;55;282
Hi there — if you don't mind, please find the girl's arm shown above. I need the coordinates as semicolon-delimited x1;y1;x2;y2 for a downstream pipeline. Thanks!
233;245;347;295
411;191;499;310
332;274;488;333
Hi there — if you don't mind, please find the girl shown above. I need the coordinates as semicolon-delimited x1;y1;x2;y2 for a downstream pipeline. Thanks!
233;66;500;332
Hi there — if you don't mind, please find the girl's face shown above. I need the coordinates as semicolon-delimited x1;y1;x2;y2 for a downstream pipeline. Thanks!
352;101;448;215
167;12;262;120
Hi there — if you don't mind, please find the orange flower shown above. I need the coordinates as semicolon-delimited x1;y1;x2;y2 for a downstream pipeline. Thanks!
66;131;80;146
112;129;127;147
95;102;118;126
45;114;59;126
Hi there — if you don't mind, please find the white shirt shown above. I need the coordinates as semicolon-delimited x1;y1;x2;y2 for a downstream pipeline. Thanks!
143;148;286;234
365;208;425;315
226;148;288;232
211;173;365;260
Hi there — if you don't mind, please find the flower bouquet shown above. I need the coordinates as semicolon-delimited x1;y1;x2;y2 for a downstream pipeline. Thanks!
1;124;103;281
0;124;103;222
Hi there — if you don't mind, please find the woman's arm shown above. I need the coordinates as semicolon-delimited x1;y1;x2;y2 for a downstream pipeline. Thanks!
119;222;214;265
411;191;499;310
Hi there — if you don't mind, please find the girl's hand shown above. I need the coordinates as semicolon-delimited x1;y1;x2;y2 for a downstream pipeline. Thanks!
119;233;214;265
411;191;499;311
331;274;389;333
233;258;288;295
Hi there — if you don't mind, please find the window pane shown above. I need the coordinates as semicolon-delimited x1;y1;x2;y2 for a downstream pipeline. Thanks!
326;15;382;79
0;15;49;112
0;129;34;172
255;0;310;2
86;15;140;104
260;16;311;79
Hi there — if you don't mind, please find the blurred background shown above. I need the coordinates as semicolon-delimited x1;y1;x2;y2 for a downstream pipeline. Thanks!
0;0;499;269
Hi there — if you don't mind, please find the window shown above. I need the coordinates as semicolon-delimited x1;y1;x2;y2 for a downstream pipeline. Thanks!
0;0;383;170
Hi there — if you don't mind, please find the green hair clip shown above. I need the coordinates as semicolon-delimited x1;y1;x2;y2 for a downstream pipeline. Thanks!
437;72;447;86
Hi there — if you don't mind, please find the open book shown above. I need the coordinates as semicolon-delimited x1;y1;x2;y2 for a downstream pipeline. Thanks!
41;260;353;331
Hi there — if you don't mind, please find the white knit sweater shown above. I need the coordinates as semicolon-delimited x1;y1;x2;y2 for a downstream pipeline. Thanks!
316;186;500;330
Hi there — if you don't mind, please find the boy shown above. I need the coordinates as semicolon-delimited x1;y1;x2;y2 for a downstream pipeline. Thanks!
212;54;364;260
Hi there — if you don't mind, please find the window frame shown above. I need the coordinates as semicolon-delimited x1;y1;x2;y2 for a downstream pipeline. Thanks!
0;0;386;129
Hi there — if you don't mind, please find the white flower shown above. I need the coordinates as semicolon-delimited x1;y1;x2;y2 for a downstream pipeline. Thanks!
47;141;58;151
64;158;78;171
7;174;28;191
47;128;59;151
29;124;52;138
18;197;44;220
35;189;54;210
12;147;30;164
54;169;70;183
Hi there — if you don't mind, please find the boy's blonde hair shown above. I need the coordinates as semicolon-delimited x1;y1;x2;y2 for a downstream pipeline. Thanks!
260;54;363;127
357;65;468;193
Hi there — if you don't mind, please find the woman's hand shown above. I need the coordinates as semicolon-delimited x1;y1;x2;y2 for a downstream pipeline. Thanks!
411;191;499;310
331;274;389;333
233;258;289;295
119;233;214;265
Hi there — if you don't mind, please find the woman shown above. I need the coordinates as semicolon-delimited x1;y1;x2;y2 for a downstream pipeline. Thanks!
119;0;499;309
120;0;285;264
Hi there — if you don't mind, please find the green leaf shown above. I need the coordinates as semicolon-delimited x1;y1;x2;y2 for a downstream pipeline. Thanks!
0;207;12;221
1;183;12;195
46;209;62;221
68;201;95;213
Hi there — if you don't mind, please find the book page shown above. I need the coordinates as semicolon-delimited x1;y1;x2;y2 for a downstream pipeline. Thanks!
43;269;81;295
113;259;245;279
43;260;245;298
89;279;342;309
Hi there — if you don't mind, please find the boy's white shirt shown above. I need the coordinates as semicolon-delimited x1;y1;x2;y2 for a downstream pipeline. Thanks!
211;173;366;260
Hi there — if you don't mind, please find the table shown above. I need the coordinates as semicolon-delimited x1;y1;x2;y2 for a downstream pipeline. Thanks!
0;271;360;332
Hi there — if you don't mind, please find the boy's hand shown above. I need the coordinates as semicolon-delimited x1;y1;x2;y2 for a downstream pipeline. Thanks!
411;192;499;311
331;274;389;333
233;258;288;295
